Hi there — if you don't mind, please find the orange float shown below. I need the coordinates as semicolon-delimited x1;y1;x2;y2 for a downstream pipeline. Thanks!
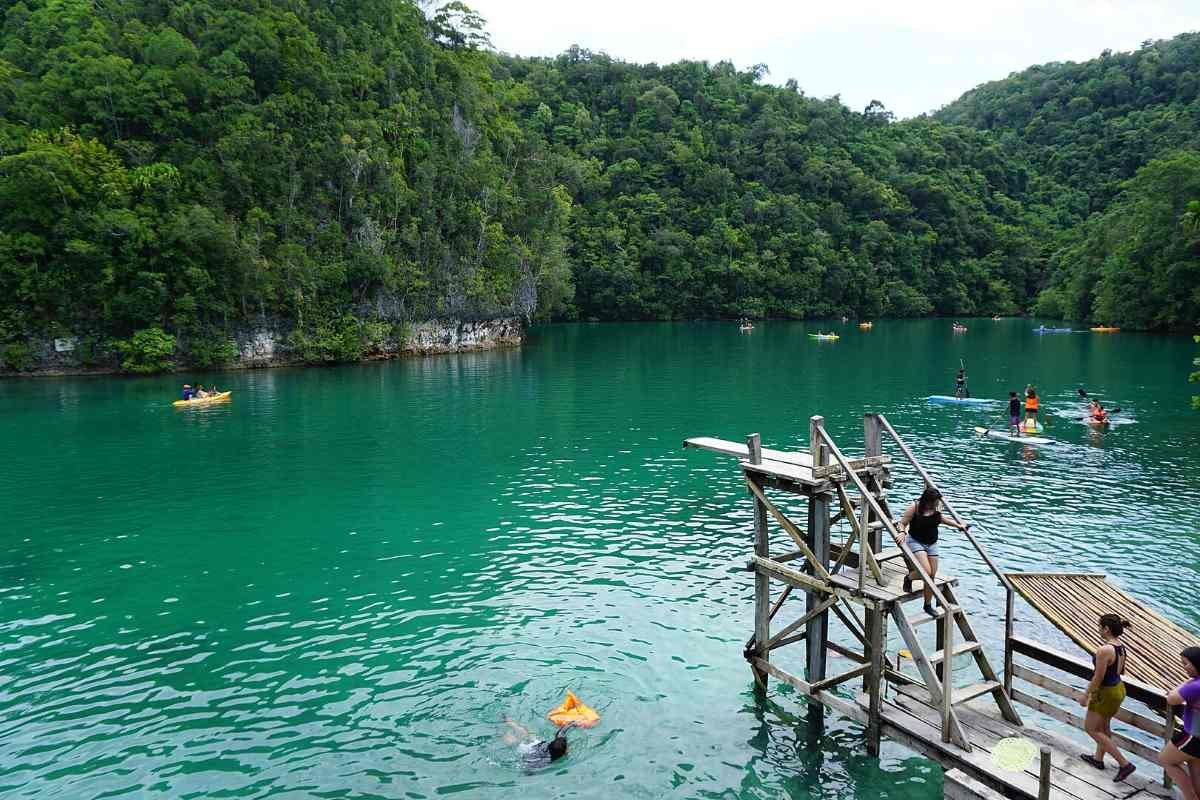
547;690;600;728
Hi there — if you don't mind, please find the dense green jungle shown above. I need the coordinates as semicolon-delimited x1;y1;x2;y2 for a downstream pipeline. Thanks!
1;0;1198;372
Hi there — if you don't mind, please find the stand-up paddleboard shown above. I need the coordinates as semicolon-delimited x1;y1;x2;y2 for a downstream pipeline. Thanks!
1033;327;1073;334
928;395;995;405
974;426;1051;444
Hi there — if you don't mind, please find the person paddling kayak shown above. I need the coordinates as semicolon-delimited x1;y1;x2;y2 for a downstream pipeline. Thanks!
180;384;194;401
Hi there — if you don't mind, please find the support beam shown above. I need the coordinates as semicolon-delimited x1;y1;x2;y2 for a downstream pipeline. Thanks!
748;434;770;690
866;602;886;756
807;416;830;724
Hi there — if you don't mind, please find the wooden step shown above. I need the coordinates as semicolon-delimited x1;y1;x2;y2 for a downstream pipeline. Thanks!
928;642;982;664
910;608;949;627
951;681;1001;706
874;547;904;562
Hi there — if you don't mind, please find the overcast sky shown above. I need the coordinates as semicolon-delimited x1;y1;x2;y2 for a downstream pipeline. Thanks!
466;0;1200;118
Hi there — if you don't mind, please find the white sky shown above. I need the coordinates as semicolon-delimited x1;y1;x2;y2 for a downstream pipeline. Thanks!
466;0;1200;117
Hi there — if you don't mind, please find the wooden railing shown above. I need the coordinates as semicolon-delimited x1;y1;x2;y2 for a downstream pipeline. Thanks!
1007;635;1175;780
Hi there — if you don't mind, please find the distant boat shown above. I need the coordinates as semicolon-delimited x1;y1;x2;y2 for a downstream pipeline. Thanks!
991;316;1002;321
809;333;840;341
1090;326;1120;333
859;321;873;330
1034;326;1073;334
952;324;968;333
739;324;754;332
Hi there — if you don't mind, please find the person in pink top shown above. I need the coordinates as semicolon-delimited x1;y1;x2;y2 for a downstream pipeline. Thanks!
1159;647;1200;800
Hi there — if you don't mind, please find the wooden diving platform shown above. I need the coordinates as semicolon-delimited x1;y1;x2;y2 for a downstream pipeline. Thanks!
684;413;1187;800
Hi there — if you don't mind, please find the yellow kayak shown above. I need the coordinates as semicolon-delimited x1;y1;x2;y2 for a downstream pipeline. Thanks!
173;391;232;408
1090;326;1120;333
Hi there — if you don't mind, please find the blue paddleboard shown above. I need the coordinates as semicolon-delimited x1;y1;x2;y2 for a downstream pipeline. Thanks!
927;395;996;405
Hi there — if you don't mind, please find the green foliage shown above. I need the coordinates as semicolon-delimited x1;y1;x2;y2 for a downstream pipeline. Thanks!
114;326;175;373
1191;335;1200;410
187;332;239;369
2;341;34;371
290;316;367;364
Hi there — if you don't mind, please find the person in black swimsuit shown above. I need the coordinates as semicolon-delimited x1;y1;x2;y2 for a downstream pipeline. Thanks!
502;718;569;771
1079;614;1135;781
896;487;972;616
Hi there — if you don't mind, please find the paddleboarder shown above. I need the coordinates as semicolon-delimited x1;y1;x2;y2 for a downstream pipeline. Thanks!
954;368;968;399
1008;392;1022;436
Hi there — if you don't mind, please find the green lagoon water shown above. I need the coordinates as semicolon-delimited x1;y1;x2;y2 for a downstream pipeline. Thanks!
2;319;1198;799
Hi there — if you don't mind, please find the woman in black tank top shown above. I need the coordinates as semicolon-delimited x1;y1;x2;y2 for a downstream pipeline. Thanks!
1080;613;1135;781
896;487;972;617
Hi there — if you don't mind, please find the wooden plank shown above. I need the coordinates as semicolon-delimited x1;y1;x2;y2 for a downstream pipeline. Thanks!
1011;664;1168;737
886;687;1147;800
810;663;872;693
745;478;830;578
750;657;869;725
765;596;837;651
930;642;983;664
943;604;957;742
827;640;867;663
807;485;831;687
944;769;1008;800
811;454;892;479
867;603;885;756
750;556;834;597
1009;688;1164;764
749;458;770;689
684;436;813;466
953;682;1002;706
1038;747;1051;800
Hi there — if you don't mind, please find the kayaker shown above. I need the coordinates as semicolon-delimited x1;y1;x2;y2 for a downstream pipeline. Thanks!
896;487;972;617
180;384;194;401
1078;614;1135;781
1091;404;1109;425
954;369;968;399
1008;392;1022;436
194;384;209;399
1024;386;1039;430
1158;647;1200;800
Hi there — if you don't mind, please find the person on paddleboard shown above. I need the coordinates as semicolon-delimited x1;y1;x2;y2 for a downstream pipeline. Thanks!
954;369;968;399
896;487;972;617
1008;392;1022;436
1024;385;1039;431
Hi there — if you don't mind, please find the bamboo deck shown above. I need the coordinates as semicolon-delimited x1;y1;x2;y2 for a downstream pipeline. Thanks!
870;684;1173;800
1007;572;1198;692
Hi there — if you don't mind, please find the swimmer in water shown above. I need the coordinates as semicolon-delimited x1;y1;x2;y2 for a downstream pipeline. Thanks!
502;718;569;769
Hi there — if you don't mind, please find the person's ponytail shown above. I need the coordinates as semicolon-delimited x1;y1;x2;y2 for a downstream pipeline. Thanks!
1099;613;1130;636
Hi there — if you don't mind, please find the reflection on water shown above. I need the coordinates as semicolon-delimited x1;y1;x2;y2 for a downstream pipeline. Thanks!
0;319;1197;799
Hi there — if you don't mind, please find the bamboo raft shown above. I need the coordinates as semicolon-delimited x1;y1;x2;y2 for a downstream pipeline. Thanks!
685;413;1194;800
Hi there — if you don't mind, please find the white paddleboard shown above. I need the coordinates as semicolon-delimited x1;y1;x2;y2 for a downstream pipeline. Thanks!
974;426;1051;444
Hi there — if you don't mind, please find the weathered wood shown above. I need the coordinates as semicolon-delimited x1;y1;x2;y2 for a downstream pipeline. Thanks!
1008;636;1168;711
750;657;870;725
811;454;890;479
1011;664;1168;737
942;583;1022;726
810;663;872;693
930;642;983;665
827;640;867;663
867;602;885;756
943;769;1007;800
1038;747;1051;800
1007;571;1199;693
806;464;831;690
749;555;834;597
890;603;972;750
766;596;838;651
744;478;830;579
953;682;1003;706
748;444;770;690
1004;588;1015;696
942;605;957;742
1009;687;1164;764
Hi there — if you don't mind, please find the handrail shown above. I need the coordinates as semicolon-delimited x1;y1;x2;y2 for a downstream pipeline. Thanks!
812;422;951;608
871;413;1015;594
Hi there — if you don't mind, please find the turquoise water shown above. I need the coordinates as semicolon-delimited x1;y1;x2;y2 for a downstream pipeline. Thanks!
1;319;1198;799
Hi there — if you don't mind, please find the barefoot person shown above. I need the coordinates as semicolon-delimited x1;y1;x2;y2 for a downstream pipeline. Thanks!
1159;647;1200;800
1079;614;1135;782
896;487;972;617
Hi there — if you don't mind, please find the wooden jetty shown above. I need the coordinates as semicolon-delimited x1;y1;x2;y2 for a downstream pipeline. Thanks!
685;413;1188;800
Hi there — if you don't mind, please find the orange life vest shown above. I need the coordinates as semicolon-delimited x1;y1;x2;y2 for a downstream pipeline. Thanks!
1025;396;1038;411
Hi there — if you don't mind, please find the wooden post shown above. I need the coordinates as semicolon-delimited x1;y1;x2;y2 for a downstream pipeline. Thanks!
866;600;886;756
862;414;883;555
748;434;769;690
1003;589;1015;696
1037;747;1051;800
863;414;884;695
1163;707;1176;789
807;417;830;720
941;605;957;743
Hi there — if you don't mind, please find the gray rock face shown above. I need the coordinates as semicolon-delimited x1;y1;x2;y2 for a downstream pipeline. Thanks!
4;317;525;376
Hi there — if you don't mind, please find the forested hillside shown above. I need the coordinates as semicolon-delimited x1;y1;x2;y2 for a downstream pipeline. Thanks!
0;0;570;370
937;34;1200;329
500;51;1051;321
0;3;1197;372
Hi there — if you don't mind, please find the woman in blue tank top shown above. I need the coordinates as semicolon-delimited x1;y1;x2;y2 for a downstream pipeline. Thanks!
1080;613;1135;782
